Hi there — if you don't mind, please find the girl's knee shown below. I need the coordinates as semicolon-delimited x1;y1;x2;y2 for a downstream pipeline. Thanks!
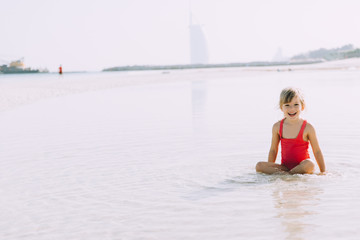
302;160;315;173
255;162;266;172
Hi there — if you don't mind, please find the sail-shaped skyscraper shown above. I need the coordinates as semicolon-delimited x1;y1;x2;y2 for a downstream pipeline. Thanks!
189;12;209;64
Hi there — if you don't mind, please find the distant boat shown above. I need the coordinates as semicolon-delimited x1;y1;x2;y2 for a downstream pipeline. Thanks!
0;58;40;74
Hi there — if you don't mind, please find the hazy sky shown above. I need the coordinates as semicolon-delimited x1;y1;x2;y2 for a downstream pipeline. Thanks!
1;0;360;71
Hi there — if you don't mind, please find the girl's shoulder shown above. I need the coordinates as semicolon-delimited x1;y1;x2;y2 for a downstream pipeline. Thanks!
304;120;316;133
304;120;314;128
272;120;282;133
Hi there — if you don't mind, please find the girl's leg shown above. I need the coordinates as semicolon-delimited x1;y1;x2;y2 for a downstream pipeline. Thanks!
289;160;314;174
255;162;289;174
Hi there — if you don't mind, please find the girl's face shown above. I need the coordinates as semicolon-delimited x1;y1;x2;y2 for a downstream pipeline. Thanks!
281;95;304;119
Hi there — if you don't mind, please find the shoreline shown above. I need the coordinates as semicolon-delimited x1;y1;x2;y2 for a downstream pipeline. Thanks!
103;57;360;73
244;57;360;71
1;58;359;112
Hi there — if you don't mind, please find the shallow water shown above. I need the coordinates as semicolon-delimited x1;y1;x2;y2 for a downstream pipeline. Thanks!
1;69;360;239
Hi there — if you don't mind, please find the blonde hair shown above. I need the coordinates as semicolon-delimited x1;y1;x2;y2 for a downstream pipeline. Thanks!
279;87;305;109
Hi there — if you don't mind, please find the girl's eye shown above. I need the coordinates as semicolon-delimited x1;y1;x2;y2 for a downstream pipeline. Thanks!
295;104;299;106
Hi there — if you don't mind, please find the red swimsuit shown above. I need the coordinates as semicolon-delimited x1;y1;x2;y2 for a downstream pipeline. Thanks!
279;119;310;170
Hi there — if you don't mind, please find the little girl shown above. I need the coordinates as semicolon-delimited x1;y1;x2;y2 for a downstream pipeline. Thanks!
256;87;326;174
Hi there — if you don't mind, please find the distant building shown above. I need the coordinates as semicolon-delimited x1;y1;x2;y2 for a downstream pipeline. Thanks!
189;12;209;64
273;47;288;62
9;58;25;68
0;58;40;74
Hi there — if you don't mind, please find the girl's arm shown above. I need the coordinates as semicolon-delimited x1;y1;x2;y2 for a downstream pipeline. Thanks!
308;124;326;173
268;123;280;163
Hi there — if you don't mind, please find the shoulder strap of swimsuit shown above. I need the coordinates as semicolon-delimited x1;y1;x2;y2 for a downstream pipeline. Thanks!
279;119;284;138
297;120;307;140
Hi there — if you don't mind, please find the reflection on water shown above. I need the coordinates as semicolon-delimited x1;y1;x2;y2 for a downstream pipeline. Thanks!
191;80;207;134
271;176;323;239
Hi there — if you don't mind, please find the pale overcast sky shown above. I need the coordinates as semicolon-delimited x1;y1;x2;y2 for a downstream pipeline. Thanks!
1;0;360;71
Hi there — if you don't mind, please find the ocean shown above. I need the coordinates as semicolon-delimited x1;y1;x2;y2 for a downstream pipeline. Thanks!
0;68;360;239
